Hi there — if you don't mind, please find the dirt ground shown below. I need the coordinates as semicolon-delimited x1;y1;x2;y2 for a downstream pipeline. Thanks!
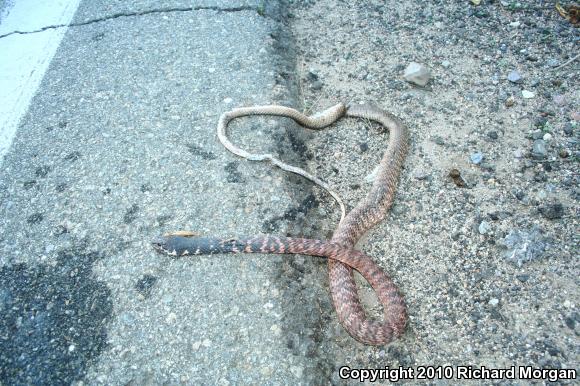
287;0;578;381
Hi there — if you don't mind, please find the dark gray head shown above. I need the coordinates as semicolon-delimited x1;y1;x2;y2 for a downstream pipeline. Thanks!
151;236;176;255
151;235;201;256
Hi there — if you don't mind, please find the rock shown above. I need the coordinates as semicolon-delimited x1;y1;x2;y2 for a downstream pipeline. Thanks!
403;62;431;86
531;140;547;159
478;221;491;235
480;162;495;172
505;95;515;107
488;131;499;140
543;133;552;141
414;169;430;180
553;95;566;106
522;90;535;99
307;70;318;81
516;274;529;282
507;70;522;83
449;169;467;187
441;60;451;68
535;190;548;201
502;226;546;266
563;124;573;136
559;149;569;158
311;80;323;90
431;135;445;145
539;202;564;219
534;116;548;129
470;152;484;164
488;298;499;307
526;55;539;62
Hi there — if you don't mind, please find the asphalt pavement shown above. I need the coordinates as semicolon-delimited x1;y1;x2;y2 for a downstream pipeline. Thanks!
0;1;338;384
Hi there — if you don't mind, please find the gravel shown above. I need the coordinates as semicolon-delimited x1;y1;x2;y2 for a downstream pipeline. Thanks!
292;0;578;378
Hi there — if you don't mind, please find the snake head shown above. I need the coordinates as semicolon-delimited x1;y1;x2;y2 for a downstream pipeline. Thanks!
152;231;200;255
151;236;174;255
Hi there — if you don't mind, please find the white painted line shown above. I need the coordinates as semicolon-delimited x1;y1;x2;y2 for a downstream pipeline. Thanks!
0;0;81;165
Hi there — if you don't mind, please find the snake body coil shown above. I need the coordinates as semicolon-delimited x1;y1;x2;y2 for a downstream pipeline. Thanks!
153;103;409;345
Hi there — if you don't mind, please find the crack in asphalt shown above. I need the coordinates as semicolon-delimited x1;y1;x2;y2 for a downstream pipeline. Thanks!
0;5;260;39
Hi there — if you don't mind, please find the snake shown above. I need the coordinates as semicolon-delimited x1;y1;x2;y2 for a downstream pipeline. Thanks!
152;103;409;345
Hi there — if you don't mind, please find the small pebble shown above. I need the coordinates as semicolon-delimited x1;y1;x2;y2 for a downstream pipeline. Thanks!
449;168;466;187
516;274;530;282
507;70;522;83
478;221;491;235
531;140;547;160
543;133;552;141
502;226;546;265
432;136;445;145
505;95;515;107
488;131;498;140
553;95;566;106
441;60;451;68
311;80;323;90
563;300;572;308
307;70;318;81
536;190;548;201
526;55;539;62
414;169;430;180
534;116;548;129
531;130;544;140
539;202;564;219
488;298;499;307
522;90;535;99
403;62;431;86
470;152;484;165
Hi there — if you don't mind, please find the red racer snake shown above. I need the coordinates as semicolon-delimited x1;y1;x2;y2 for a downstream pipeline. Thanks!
153;103;409;345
